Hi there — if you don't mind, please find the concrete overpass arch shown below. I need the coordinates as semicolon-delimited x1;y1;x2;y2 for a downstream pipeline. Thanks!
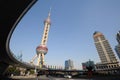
0;0;37;75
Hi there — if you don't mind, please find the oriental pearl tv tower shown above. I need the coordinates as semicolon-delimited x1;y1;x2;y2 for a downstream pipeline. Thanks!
31;9;51;68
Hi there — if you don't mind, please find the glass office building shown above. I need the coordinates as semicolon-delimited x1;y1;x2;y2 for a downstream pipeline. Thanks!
65;59;74;70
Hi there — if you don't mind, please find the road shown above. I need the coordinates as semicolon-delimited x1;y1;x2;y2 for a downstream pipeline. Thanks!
48;76;89;80
10;75;120;80
10;75;91;80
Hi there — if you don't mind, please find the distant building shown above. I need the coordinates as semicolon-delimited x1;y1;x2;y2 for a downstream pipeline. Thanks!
115;44;120;60
82;63;87;70
93;31;118;63
82;60;95;71
116;31;120;44
115;31;120;60
65;59;74;70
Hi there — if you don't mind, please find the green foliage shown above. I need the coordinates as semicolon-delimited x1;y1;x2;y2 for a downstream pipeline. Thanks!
30;69;35;74
6;66;20;75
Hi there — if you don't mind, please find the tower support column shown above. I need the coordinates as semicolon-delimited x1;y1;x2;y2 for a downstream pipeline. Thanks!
41;53;45;67
37;54;41;66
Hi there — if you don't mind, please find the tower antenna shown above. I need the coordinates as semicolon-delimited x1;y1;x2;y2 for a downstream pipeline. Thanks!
48;7;52;18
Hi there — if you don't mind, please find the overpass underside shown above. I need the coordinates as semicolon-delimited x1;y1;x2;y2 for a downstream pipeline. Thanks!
0;62;9;75
0;0;37;75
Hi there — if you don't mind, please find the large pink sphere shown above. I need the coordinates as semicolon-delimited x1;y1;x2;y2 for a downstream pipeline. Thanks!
36;45;48;55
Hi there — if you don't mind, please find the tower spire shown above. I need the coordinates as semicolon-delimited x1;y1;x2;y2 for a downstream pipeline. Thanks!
48;7;51;17
44;7;51;25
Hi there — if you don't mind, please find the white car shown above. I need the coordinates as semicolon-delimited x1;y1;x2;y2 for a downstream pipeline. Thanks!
64;75;72;78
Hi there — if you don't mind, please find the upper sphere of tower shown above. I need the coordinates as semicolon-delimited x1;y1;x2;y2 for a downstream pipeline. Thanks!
44;18;51;25
36;45;48;55
93;31;103;38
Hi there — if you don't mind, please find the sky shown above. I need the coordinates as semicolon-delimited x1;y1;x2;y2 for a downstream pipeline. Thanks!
10;0;120;69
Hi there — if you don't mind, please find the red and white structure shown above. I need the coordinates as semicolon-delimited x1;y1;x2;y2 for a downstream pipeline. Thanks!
30;9;51;68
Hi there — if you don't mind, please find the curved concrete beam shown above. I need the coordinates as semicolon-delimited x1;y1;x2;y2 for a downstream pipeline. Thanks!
0;0;37;75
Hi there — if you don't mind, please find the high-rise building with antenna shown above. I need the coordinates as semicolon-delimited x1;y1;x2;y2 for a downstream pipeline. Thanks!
30;9;51;68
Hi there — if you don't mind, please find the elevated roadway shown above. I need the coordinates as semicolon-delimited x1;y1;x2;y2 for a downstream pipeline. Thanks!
0;0;37;75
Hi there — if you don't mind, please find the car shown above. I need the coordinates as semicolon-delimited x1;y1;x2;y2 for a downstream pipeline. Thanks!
64;75;72;78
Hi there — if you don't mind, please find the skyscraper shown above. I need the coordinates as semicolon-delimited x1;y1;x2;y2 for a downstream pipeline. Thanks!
115;44;120;60
115;31;120;60
93;31;117;63
65;59;74;70
116;31;120;44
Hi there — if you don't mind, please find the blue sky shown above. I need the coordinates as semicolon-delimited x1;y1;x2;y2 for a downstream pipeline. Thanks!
10;0;120;69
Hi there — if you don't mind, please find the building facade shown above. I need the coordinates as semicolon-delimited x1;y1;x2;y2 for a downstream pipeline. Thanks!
65;59;74;70
93;31;117;63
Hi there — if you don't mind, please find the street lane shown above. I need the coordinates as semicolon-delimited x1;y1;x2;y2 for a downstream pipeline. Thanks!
11;75;91;80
